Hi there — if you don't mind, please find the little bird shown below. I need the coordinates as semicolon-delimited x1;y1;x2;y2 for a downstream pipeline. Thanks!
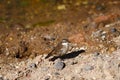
45;39;71;59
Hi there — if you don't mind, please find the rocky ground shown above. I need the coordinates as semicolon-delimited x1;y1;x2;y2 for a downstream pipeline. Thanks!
0;0;120;80
0;36;120;80
0;16;120;80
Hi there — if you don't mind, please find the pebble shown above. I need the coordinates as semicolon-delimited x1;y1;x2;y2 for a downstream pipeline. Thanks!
71;76;80;80
96;4;105;11
0;75;3;80
71;61;78;65
0;78;3;80
101;34;106;40
41;67;48;72
93;52;100;57
108;46;116;53
44;76;50;80
83;65;94;71
92;30;102;38
88;22;97;28
110;27;117;33
54;72;60;75
57;5;66;10
54;61;65;70
43;35;55;41
29;63;37;68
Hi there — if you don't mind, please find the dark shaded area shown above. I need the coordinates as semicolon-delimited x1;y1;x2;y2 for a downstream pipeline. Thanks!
50;50;85;61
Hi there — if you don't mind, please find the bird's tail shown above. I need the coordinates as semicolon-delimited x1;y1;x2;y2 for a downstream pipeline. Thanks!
45;48;55;59
45;53;52;59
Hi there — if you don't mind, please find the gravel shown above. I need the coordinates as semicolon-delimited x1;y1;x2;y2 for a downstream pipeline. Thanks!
44;76;50;80
70;61;78;65
110;27;117;33
83;65;94;71
29;63;37;68
2;48;120;80
54;61;65;70
0;77;3;80
93;52;100;57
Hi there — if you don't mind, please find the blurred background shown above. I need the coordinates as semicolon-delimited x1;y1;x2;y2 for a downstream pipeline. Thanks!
0;0;119;28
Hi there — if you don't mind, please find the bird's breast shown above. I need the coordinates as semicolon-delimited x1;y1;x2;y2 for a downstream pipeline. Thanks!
60;43;69;55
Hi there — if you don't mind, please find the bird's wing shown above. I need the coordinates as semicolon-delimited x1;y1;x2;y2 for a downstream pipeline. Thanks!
45;42;62;59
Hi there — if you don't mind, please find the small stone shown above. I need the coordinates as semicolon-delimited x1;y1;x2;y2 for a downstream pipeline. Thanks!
41;67;48;72
71;61;78;65
101;35;106;40
54;61;65;70
15;53;21;58
96;4;105;11
108;46;116;53
44;76;50;80
93;52;100;57
29;63;37;68
92;30;103;38
110;27;117;33
43;35;55;41
88;22;98;29
4;77;9;80
54;72;60;75
57;5;66;10
101;31;106;40
25;24;32;29
83;65;94;71
71;76;80;80
82;1;88;5
0;75;3;80
0;78;3;80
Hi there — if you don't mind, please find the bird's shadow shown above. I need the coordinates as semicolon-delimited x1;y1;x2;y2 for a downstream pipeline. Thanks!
49;50;85;61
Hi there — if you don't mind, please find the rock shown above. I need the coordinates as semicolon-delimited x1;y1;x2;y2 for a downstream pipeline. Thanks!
88;22;98;29
92;30;103;38
0;75;3;80
54;61;65;70
93;52;100;57
43;35;55;41
71;61;78;65
71;76;81;80
54;72;60;75
110;27;117;33
96;4;105;11
82;1;88;5
41;67;48;72
108;46;116;53
83;65;94;71
44;76;50;80
29;63;37;68
0;78;3;80
100;31;107;40
57;5;66;10
92;30;107;40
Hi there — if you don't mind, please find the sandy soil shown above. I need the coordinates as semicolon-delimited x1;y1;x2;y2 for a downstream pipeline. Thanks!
0;0;120;80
